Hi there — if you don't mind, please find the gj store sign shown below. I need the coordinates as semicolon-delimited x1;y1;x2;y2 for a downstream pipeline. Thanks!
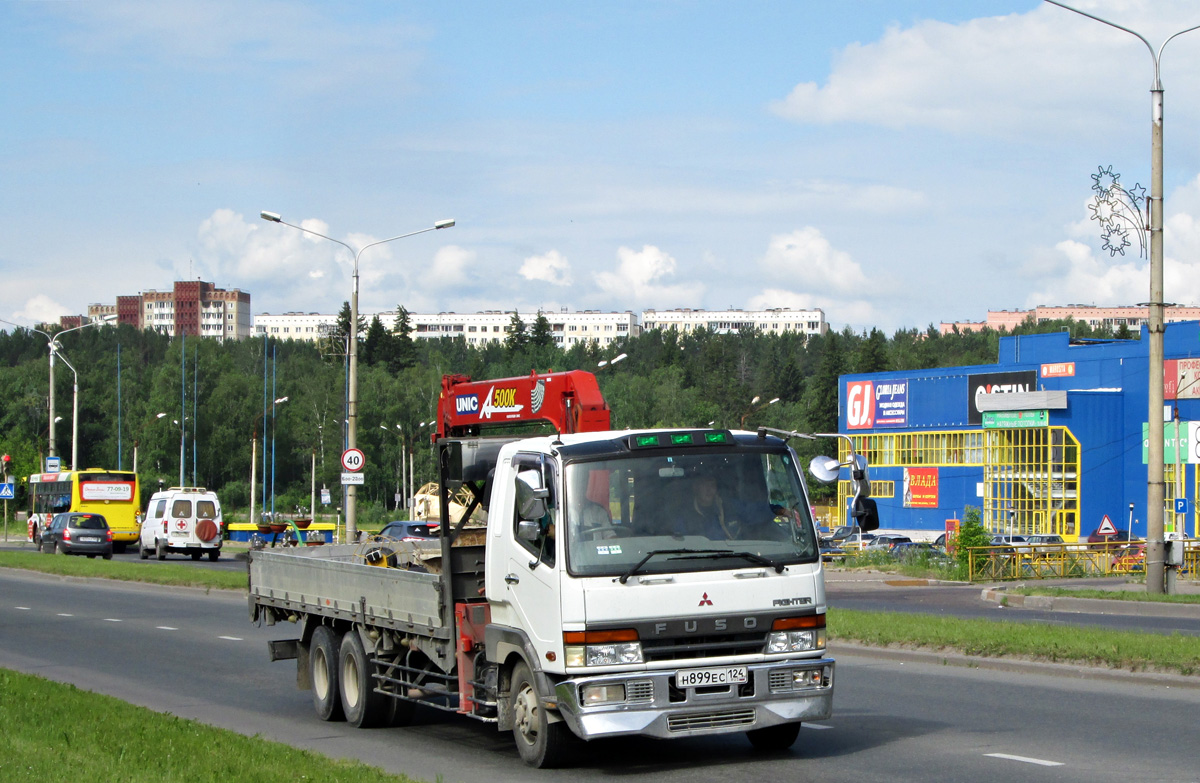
846;380;908;430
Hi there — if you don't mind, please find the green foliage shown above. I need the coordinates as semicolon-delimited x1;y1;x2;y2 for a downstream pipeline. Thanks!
954;505;992;574
0;668;416;782
0;314;1033;516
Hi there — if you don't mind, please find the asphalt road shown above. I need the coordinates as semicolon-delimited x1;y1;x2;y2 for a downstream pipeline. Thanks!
3;569;1199;782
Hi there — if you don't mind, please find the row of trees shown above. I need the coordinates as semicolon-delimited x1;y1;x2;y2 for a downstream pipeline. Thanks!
0;310;1134;519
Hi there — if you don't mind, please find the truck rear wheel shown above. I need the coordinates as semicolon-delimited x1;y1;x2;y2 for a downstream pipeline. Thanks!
310;626;345;722
746;722;801;752
339;631;390;728
156;539;167;561
510;662;571;768
208;550;220;562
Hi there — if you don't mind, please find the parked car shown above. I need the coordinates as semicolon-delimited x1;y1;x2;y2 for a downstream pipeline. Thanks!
991;534;1032;554
821;525;861;547
1111;543;1146;573
863;534;912;552
40;512;113;559
1087;528;1135;549
892;541;953;565
819;543;845;562
378;520;440;541
1026;534;1065;546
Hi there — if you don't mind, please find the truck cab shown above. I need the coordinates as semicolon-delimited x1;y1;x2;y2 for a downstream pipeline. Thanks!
479;428;832;763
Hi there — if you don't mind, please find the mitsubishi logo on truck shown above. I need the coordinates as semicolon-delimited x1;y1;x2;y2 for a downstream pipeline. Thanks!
698;592;713;606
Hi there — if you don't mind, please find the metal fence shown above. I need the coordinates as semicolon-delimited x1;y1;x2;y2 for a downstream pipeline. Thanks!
965;543;1199;581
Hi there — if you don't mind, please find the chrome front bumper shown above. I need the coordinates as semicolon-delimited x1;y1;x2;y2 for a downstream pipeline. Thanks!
553;658;834;740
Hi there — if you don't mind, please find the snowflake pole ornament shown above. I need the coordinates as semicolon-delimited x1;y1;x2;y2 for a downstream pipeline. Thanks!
1088;165;1147;258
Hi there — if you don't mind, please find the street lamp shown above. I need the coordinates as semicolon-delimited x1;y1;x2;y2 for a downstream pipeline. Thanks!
0;318;100;464
739;396;780;428
1045;0;1200;594
249;396;288;527
172;418;190;487
597;353;628;369
261;210;455;541
132;413;168;475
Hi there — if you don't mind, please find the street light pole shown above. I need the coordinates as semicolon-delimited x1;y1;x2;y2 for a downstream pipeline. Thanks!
1045;1;1200;594
260;211;455;541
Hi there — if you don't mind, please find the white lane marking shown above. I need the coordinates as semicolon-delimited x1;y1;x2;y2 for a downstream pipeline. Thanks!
803;723;834;730
14;606;30;610
985;753;1064;767
104;618;122;622
57;613;73;617
156;626;178;631
218;636;242;641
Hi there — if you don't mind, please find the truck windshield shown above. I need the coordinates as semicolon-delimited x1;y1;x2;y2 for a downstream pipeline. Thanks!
563;448;820;577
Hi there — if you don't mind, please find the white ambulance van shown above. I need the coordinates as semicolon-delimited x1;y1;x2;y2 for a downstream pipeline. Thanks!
139;487;223;561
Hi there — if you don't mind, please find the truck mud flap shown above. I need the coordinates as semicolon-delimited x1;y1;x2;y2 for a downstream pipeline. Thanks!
268;639;300;662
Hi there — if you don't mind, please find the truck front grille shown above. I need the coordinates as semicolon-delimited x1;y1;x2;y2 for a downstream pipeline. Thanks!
641;632;765;662
667;709;756;732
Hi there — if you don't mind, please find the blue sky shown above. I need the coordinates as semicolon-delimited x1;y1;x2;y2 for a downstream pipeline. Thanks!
5;1;1200;334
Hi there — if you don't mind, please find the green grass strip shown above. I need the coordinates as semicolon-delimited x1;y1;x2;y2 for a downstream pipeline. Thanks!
1007;586;1200;604
0;668;416;783
0;551;245;591
829;608;1200;675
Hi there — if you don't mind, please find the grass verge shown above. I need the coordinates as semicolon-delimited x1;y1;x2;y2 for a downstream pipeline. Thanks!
1006;586;1200;604
0;668;414;783
829;608;1200;675
0;551;244;591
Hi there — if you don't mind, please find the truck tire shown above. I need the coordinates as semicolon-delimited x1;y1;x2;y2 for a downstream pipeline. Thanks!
208;550;220;562
191;551;202;561
139;541;148;560
156;539;167;561
339;632;390;728
746;722;801;752
510;661;571;768
310;626;345;722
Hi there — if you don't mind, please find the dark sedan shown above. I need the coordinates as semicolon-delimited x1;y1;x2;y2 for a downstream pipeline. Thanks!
1087;528;1135;549
378;520;440;541
40;512;113;559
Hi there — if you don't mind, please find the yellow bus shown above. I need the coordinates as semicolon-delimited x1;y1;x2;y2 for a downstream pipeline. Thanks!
28;469;141;553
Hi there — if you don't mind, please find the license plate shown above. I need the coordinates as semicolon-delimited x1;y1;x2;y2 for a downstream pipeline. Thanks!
78;536;99;543
676;666;748;688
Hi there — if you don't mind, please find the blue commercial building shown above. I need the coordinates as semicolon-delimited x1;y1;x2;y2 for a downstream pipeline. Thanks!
836;323;1200;541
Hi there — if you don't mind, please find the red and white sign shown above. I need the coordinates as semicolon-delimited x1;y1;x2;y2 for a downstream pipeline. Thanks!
175;519;188;531
1040;362;1075;379
902;467;939;508
846;381;875;429
1096;515;1117;535
341;448;365;472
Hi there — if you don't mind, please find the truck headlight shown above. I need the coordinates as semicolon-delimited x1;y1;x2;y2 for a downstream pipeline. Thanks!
565;642;644;667
766;629;825;653
581;683;626;704
563;630;642;667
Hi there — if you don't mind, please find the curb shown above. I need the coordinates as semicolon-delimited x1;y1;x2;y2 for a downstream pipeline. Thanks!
981;586;1200;620
832;642;1200;690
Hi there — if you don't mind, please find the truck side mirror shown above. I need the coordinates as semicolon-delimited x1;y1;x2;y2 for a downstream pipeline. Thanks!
851;497;880;532
515;470;549;521
808;456;841;484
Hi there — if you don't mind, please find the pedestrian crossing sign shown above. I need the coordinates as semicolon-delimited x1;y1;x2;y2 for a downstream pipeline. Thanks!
0;483;14;500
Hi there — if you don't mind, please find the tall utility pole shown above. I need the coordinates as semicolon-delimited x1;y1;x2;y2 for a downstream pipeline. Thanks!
1045;1;1200;593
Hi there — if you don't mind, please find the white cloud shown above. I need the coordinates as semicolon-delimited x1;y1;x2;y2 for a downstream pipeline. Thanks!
760;227;869;295
594;245;705;306
769;2;1200;139
426;245;476;290
520;250;572;285
748;288;876;327
12;294;70;325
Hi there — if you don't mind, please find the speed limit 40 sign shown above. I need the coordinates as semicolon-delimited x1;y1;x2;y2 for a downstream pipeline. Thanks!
341;448;365;472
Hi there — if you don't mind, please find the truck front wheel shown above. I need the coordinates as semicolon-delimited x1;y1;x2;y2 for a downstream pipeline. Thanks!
339;631;390;728
746;722;801;752
510;662;571;768
310;626;345;721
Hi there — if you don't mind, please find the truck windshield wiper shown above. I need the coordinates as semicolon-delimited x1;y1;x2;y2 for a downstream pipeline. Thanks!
681;550;785;573
619;549;729;584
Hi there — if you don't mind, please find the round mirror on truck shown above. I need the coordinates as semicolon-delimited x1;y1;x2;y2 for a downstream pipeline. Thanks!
808;456;842;484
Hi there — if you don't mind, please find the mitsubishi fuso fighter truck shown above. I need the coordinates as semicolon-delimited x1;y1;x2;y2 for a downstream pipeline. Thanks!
248;369;866;767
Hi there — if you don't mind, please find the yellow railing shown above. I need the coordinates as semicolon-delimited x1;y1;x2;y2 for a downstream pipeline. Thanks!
966;543;1200;581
